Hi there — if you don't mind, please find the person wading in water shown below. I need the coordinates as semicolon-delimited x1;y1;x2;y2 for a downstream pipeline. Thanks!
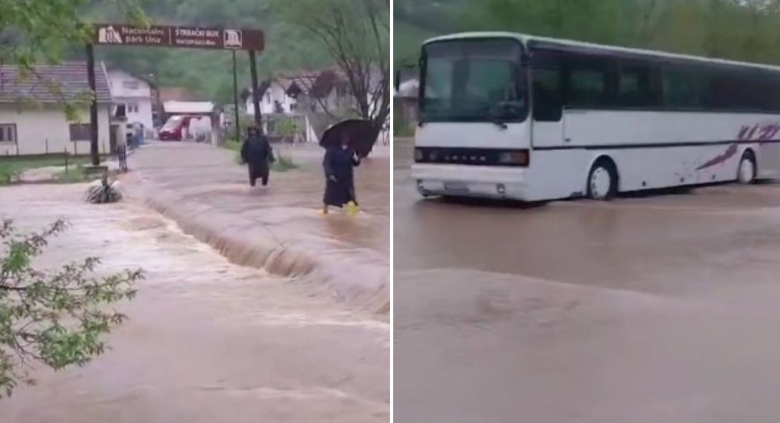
322;134;360;215
240;125;275;187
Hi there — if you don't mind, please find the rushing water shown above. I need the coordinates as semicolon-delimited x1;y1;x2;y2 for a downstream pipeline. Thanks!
127;142;390;313
0;149;389;423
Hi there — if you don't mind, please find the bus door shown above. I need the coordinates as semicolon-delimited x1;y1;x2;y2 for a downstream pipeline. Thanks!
529;49;565;148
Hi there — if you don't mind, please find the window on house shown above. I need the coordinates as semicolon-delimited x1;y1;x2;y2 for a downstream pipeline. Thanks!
69;123;91;141
0;124;17;144
122;80;140;90
127;102;139;113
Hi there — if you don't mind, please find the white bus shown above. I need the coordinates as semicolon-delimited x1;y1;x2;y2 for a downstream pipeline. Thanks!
411;32;780;201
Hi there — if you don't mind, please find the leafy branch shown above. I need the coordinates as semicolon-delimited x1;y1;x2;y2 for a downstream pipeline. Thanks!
0;0;146;114
0;219;142;398
272;0;390;154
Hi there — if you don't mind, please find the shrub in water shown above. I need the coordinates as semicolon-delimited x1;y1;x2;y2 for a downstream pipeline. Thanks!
84;176;122;204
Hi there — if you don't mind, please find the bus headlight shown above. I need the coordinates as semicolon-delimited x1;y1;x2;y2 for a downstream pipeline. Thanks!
414;148;424;161
498;150;529;166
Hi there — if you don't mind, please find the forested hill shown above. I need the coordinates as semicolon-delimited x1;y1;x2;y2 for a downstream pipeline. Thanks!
394;0;780;69
85;0;332;105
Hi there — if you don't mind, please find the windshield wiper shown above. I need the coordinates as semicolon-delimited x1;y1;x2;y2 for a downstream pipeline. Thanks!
490;118;508;130
482;104;510;130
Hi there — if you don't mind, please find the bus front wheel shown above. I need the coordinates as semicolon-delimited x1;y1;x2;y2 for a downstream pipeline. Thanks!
736;151;757;185
587;159;617;201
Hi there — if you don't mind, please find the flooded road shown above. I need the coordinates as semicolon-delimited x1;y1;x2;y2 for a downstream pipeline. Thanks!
128;141;390;310
0;183;388;422
394;139;780;423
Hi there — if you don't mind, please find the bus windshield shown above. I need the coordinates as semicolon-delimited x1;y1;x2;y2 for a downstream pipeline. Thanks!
420;38;527;123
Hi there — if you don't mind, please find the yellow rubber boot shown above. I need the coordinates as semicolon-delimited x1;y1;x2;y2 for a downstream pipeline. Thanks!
345;201;358;216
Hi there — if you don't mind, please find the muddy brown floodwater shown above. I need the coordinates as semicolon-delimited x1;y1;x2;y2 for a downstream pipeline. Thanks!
128;142;390;311
0;142;389;423
394;138;780;423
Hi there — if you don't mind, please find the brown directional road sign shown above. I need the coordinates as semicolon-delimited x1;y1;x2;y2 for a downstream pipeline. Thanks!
93;23;265;51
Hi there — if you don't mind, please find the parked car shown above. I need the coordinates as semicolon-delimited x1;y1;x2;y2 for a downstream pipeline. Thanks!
158;115;191;141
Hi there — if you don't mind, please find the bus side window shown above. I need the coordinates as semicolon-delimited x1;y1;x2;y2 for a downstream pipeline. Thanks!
764;77;780;112
618;60;660;108
532;67;562;122
564;55;614;109
751;71;773;112
662;65;702;109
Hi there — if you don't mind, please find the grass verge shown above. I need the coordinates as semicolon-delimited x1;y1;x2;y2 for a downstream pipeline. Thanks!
223;140;299;172
52;168;91;183
0;156;92;185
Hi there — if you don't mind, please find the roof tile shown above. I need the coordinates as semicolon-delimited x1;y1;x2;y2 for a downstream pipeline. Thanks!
0;61;112;104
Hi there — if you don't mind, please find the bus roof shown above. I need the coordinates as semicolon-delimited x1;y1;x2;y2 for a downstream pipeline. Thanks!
424;32;780;73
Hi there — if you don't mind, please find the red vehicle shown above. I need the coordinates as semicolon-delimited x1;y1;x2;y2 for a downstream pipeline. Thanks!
158;115;192;141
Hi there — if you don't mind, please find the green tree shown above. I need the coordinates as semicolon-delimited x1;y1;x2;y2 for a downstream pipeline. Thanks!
0;219;142;397
91;0;332;99
395;0;780;66
272;0;390;156
0;0;145;118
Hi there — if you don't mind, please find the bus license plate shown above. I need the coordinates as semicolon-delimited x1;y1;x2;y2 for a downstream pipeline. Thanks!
444;181;469;192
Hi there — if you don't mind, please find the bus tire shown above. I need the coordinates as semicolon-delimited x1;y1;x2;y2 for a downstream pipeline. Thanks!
736;150;757;185
586;158;618;201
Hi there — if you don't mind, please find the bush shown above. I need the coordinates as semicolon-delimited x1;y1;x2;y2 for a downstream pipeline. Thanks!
229;141;298;172
0;219;142;397
272;154;298;172
84;177;123;204
393;117;414;137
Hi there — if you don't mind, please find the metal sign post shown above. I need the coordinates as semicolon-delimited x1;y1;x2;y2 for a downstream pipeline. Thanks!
232;50;241;144
87;23;265;165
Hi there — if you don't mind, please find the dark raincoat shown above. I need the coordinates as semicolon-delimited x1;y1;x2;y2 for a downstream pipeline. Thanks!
323;146;360;207
240;133;275;187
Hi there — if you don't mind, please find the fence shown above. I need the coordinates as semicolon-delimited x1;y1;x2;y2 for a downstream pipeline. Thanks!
0;138;113;157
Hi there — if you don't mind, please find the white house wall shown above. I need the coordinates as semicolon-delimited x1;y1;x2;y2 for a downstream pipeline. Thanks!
113;96;154;129
245;84;297;115
107;69;152;98
107;69;154;129
0;106;112;156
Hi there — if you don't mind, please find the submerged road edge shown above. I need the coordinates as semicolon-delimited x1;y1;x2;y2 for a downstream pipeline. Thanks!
124;174;390;317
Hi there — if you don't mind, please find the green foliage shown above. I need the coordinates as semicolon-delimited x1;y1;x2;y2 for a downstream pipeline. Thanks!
1;0;145;116
0;155;91;185
272;0;390;135
273;117;299;138
53;169;90;184
93;0;334;103
393;116;414;137
272;154;298;172
0;219;142;397
395;0;780;66
225;139;298;172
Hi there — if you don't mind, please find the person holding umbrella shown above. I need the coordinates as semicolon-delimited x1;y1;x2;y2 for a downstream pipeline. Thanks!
322;133;361;215
240;125;275;187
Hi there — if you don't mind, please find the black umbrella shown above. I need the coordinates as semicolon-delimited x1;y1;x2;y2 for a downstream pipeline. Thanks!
319;119;376;157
